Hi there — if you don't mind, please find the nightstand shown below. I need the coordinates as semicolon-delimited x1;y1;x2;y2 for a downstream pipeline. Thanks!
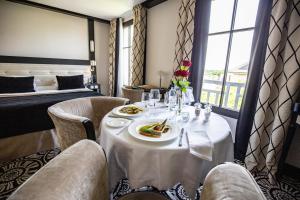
86;83;101;94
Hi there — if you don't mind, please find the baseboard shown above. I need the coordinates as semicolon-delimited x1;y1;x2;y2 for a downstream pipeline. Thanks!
282;163;300;180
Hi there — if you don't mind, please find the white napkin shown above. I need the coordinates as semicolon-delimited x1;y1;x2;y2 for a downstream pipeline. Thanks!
187;129;213;161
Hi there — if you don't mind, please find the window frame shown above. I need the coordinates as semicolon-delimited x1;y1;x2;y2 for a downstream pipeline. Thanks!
122;20;134;86
201;0;257;119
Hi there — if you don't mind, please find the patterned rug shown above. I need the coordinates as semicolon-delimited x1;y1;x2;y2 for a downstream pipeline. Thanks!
0;149;60;200
0;149;299;200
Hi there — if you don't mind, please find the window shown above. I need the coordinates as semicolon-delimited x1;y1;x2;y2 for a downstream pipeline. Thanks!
122;23;134;86
200;0;259;115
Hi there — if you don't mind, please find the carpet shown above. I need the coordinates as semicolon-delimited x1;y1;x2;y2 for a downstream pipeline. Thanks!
0;149;299;200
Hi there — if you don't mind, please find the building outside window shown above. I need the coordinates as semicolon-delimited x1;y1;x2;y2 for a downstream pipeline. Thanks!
200;0;259;114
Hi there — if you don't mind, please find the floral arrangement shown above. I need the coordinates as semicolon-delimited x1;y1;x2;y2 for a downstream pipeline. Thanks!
172;60;192;93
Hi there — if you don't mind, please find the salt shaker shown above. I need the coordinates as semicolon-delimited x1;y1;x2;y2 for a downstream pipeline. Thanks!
204;103;212;122
194;103;201;117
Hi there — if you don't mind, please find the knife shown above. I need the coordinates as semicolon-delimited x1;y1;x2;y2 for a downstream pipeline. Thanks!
178;128;184;147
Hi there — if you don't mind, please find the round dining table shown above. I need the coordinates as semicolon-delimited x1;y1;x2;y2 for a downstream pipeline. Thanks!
100;105;233;197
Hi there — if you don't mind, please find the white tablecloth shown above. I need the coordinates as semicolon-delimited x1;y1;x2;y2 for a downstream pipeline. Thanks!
100;106;233;197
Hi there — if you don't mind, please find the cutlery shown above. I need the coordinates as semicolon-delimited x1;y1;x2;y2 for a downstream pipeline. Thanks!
108;114;132;120
115;120;134;135
178;128;184;147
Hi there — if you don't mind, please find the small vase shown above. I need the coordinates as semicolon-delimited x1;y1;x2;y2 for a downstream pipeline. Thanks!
176;89;183;115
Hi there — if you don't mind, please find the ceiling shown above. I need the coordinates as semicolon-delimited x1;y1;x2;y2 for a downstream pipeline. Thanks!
28;0;147;20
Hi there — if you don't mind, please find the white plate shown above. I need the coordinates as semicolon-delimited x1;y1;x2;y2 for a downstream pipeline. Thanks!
112;105;145;118
106;118;131;128
128;119;180;142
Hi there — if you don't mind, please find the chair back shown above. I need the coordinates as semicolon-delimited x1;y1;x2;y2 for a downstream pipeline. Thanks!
48;96;129;150
8;140;109;200
122;86;144;103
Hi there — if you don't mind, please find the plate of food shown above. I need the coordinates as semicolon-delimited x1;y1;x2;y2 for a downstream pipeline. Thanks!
128;119;180;142
112;105;145;117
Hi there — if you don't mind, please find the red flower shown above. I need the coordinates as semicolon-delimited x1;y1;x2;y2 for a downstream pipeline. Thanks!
182;60;192;67
174;70;190;77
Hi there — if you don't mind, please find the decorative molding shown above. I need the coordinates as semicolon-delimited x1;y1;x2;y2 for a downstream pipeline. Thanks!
6;0;110;24
142;0;168;9
0;56;90;65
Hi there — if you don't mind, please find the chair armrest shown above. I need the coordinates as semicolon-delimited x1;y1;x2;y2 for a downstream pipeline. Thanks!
48;107;96;149
8;140;109;200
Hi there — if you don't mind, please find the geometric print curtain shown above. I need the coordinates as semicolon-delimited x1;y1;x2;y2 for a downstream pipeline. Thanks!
174;0;195;70
108;19;117;96
130;4;146;86
245;0;300;182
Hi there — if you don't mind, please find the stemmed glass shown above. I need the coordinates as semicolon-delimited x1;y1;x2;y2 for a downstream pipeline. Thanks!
141;92;150;108
150;89;160;108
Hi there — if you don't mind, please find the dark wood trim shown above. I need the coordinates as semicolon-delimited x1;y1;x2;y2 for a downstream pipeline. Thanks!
6;0;110;24
211;106;239;119
142;0;168;8
123;19;133;27
88;19;95;61
82;119;96;141
114;19;120;97
88;18;97;83
0;56;90;65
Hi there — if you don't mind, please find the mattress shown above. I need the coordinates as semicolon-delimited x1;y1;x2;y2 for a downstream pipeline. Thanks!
0;89;100;138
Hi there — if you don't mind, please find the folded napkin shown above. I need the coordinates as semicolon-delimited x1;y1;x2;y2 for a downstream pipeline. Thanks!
187;129;213;161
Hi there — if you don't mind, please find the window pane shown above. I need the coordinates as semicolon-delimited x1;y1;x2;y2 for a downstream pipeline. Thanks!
122;48;130;85
130;25;134;46
223;30;254;110
209;0;234;33
123;27;129;47
200;34;229;106
234;0;259;29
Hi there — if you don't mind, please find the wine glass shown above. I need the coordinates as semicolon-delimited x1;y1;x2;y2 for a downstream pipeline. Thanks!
141;92;150;108
164;92;169;107
150;89;160;108
183;87;195;105
168;88;177;111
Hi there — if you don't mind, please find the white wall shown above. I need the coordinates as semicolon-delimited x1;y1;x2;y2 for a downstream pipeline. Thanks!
146;0;180;88
0;1;89;59
94;21;110;95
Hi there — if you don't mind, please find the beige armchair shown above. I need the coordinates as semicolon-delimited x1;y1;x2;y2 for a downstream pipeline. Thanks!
8;140;109;200
122;86;144;103
201;163;266;200
48;96;128;150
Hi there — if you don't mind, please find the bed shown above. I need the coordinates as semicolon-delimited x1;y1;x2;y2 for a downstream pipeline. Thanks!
0;63;101;161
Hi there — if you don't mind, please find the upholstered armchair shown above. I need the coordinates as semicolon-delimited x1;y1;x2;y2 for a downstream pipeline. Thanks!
48;96;128;150
8;140;109;200
201;163;266;200
122;86;144;103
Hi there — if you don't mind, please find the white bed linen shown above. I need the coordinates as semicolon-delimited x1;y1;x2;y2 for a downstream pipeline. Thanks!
0;88;92;98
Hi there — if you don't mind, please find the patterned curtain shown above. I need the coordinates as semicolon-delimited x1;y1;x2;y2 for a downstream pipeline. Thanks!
245;0;300;181
174;0;195;70
130;4;146;86
108;19;117;96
